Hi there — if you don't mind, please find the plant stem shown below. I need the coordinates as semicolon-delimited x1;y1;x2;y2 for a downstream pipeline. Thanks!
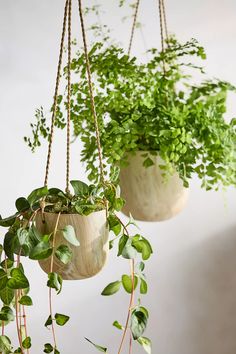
129;330;132;354
49;212;61;350
114;214;136;354
15;254;24;353
117;259;135;354
22;291;30;354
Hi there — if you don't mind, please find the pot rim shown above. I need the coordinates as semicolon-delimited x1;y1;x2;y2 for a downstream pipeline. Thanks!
36;209;106;218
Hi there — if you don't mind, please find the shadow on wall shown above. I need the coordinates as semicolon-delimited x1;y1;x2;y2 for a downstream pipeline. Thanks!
155;225;236;354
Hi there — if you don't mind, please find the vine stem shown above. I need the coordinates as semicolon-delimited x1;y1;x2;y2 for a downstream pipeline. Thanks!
1;256;7;338
129;330;132;354
15;253;24;353
115;215;135;354
21;290;30;354
49;212;61;350
118;259;135;354
23;312;29;354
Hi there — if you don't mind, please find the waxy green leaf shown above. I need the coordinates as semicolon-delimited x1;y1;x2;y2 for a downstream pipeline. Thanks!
131;307;149;340
84;338;107;352
7;267;29;289
22;336;31;349
113;320;123;330
0;335;12;353
70;180;89;196
0;306;14;322
47;272;63;294
62;225;80;247
18;295;33;306
121;274;138;294
27;186;48;207
137;336;152;354
101;281;121;296
55;245;72;265
55;313;70;326
29;239;52;260
15;197;30;212
43;343;53;353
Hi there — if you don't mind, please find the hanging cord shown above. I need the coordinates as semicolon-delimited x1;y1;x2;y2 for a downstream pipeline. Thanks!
161;0;169;44
44;0;69;187
158;0;170;74
77;0;105;186
158;0;165;54
66;0;72;193
127;0;141;56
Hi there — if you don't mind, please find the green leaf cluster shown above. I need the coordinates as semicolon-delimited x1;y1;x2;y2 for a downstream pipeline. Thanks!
26;37;236;190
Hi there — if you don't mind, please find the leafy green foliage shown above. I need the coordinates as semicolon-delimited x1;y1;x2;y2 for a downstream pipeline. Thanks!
101;213;152;351
26;38;236;190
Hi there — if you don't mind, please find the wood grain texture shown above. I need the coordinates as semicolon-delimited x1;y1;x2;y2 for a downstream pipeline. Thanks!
120;152;189;221
36;210;109;280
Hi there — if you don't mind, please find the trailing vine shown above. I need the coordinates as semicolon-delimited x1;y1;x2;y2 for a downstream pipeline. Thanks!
0;179;152;353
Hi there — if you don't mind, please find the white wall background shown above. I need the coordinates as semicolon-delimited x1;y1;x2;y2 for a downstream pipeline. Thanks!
0;1;236;353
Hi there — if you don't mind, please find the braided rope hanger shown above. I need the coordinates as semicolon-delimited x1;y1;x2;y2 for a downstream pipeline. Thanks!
127;0;169;56
66;0;72;193
77;0;105;186
127;0;141;55
44;0;69;188
44;0;105;192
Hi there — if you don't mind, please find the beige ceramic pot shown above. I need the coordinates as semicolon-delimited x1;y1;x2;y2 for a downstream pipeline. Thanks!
119;152;189;222
36;210;109;280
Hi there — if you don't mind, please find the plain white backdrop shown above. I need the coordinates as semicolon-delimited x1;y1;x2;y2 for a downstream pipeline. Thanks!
0;1;236;353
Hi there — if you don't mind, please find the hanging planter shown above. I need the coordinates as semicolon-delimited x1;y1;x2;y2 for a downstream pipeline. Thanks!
119;151;189;221
0;0;156;352
35;184;109;280
37;211;108;279
26;37;236;223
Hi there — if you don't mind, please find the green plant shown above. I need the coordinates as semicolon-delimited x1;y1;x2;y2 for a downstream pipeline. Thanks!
26;37;236;190
0;181;152;353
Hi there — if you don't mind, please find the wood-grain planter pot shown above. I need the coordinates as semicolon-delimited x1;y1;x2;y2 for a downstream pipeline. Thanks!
36;210;109;280
119;152;189;222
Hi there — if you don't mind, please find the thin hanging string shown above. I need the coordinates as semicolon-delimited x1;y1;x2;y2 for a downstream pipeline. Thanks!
77;0;105;185
158;0;165;53
161;0;169;45
127;0;141;56
44;0;69;187
66;0;72;193
158;0;168;74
